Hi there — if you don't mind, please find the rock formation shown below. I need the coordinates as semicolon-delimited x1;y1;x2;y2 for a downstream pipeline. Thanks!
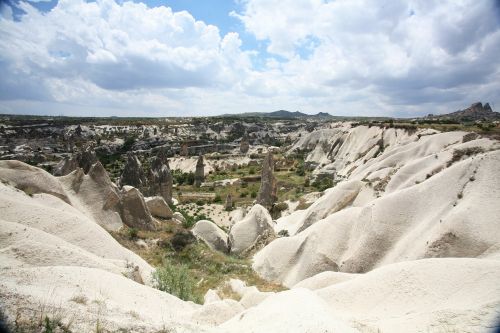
145;196;173;219
180;142;188;156
256;151;277;209
427;102;500;121
192;220;229;253
228;204;275;256
119;186;156;230
240;133;250;153
172;211;186;225
120;152;147;191
53;146;98;176
225;194;233;210
194;154;204;187
149;148;173;204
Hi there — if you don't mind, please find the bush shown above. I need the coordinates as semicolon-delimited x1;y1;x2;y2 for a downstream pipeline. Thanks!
447;147;484;167
278;230;290;237
312;177;334;192
250;191;257;198
153;259;200;303
214;194;222;203
295;163;305;176
127;227;138;240
169;230;196;251
173;171;195;185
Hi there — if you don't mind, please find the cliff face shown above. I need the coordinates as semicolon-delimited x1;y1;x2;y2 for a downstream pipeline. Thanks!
429;102;500;121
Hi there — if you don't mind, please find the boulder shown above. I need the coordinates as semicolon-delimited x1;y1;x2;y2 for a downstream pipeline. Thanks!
192;220;229;253
203;289;221;304
191;299;244;326
145;196;173;219
120;186;155;230
229;204;275;255
173;212;186;225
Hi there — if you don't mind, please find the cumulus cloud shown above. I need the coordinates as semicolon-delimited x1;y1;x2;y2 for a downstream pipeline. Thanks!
0;0;251;97
235;0;500;113
0;0;499;116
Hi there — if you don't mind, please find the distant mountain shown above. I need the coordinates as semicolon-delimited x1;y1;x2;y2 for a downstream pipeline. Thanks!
427;102;500;121
220;110;333;119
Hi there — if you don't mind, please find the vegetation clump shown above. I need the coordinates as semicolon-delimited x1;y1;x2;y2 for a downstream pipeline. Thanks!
153;259;200;303
447;147;485;167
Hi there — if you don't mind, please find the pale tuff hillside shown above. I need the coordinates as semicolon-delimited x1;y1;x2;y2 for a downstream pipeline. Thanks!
1;124;499;333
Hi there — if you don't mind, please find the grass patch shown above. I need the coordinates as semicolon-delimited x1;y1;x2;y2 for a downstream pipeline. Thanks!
111;225;286;304
153;259;201;303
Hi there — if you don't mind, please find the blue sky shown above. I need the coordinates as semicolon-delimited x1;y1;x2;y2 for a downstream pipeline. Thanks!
0;0;499;117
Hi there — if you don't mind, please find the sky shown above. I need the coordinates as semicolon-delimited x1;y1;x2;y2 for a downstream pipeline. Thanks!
0;0;499;117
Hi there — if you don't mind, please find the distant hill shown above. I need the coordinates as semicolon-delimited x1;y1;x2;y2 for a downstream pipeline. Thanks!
427;102;500;122
220;110;333;119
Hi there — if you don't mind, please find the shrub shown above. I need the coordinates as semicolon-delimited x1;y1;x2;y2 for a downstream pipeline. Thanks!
169;230;196;251
278;230;290;237
295;163;305;176
447;147;484;167
153;259;200;303
250;191;257;198
214;194;222;203
312;177;334;192
127;227;138;240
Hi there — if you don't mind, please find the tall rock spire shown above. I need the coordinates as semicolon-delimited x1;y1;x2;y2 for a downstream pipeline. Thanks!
257;150;277;209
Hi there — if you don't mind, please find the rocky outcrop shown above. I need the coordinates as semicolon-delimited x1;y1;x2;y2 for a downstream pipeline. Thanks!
225;194;233;210
180;142;188;156
53;146;98;176
256;151;277;209
240;133;250;153
194;155;204;187
145;196;173;219
149;149;173;204
67;161;123;230
120;152;147;191
192;220;229;253
428;102;500;121
0;160;70;203
229;204;275;256
120;186;155;230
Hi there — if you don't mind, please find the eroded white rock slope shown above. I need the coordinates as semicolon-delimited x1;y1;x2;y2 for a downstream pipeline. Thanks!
1;124;500;332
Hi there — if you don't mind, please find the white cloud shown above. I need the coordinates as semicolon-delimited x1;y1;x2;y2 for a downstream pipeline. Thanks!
0;0;252;94
235;0;500;114
0;0;499;117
